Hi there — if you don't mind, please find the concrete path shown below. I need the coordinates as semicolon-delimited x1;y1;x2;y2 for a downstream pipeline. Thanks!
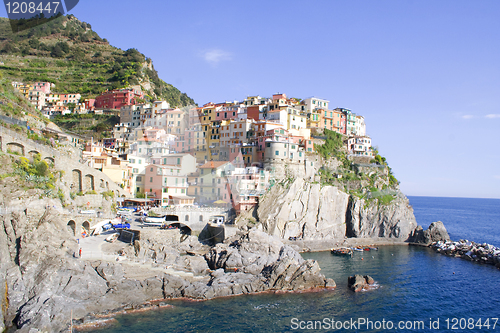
78;231;116;260
78;229;205;281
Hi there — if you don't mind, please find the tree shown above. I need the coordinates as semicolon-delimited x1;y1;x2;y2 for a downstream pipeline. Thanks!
51;45;64;58
28;38;40;49
66;103;76;111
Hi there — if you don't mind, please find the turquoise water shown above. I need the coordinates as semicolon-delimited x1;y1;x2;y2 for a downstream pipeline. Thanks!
86;196;500;332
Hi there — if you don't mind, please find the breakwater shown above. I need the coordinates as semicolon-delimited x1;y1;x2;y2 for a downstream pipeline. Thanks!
432;240;500;267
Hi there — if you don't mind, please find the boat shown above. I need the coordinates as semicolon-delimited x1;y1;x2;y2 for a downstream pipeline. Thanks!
209;215;225;226
142;215;166;227
352;247;364;252
105;233;119;243
116;209;133;216
204;215;226;244
143;215;166;223
369;247;379;251
331;248;353;256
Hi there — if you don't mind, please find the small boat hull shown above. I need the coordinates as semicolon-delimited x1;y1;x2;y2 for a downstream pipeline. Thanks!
106;233;119;243
331;248;353;256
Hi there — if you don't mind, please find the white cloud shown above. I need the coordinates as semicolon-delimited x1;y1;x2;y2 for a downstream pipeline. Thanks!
485;114;500;119
461;115;474;119
202;49;232;65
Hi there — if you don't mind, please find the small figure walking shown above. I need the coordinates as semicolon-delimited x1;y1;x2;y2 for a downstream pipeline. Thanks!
79;248;82;258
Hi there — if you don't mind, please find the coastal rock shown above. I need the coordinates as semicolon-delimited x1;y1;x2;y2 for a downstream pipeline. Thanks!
347;274;376;292
1;203;334;332
346;195;417;240
257;178;418;242
432;240;500;266
410;221;450;246
257;179;350;240
204;229;334;292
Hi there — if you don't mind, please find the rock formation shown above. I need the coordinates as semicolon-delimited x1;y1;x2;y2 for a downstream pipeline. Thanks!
257;178;418;242
409;221;450;245
432;240;500;267
204;230;336;291
347;275;376;292
0;205;334;332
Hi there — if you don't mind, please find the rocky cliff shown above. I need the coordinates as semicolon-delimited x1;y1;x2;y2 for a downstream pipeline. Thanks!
0;203;333;332
256;178;417;242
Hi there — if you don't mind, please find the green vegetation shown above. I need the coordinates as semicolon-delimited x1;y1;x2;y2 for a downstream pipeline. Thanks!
13;154;56;191
312;132;399;207
315;129;344;159
0;72;47;124
0;15;195;106
52;113;119;138
57;188;65;203
371;147;399;187
102;190;114;200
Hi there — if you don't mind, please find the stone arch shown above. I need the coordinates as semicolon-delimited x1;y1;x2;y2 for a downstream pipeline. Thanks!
44;156;55;164
168;222;192;236
166;215;179;222
106;181;109;189
28;150;40;160
82;221;90;236
67;220;76;236
199;215;203;222
185;214;189;222
6;142;24;156
84;174;95;192
100;179;105;188
72;169;82;192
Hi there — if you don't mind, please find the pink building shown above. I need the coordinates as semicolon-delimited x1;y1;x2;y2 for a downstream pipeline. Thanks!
84;99;96;112
32;82;52;94
95;88;144;110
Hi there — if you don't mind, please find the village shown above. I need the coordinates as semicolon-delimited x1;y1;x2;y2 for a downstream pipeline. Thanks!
11;81;374;215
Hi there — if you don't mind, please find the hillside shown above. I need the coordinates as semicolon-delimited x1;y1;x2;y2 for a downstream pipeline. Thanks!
0;15;195;106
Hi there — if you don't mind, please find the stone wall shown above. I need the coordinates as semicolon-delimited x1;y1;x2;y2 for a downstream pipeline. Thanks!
0;126;128;197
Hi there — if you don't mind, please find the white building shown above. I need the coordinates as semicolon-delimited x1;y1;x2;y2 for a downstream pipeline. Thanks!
303;97;329;112
354;115;366;136
346;136;373;157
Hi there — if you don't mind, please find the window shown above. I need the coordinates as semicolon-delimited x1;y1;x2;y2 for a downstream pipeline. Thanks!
275;151;279;156
149;177;153;182
136;176;142;181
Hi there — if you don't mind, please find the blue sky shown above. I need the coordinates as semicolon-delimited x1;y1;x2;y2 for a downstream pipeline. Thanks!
2;1;500;198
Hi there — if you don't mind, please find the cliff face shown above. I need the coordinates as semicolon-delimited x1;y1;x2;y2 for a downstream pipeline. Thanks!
257;178;417;242
346;194;417;240
257;178;349;240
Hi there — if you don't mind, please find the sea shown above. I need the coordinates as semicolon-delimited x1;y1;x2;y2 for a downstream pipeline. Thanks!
86;196;500;333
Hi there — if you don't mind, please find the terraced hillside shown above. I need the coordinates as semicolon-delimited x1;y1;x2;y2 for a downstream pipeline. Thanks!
0;15;195;106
